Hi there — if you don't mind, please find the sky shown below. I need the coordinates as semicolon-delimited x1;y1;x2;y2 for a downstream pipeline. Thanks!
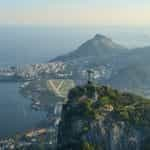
0;0;150;26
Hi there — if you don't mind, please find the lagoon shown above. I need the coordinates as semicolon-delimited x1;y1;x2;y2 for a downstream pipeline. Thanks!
0;82;46;138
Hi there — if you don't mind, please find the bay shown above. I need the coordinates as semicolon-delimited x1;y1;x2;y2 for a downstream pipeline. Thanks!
0;82;46;138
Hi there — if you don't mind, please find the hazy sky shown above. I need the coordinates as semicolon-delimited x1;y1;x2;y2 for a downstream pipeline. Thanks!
0;0;150;26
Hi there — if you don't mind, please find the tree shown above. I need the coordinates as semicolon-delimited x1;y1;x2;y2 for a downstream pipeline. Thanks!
82;141;95;150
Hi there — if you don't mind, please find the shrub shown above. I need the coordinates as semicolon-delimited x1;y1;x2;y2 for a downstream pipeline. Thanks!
100;96;110;105
82;141;95;150
120;111;130;120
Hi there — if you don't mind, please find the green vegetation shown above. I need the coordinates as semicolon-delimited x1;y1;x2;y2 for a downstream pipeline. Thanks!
59;84;150;150
67;84;150;126
79;99;100;120
82;142;95;150
100;96;110;105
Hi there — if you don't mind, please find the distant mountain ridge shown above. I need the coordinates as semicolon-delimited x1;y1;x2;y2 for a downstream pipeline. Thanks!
50;34;150;97
51;34;127;63
108;46;150;90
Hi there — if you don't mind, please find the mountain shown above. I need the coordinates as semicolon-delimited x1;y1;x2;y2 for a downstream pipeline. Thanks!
52;34;127;63
107;46;150;94
57;84;150;150
50;34;150;97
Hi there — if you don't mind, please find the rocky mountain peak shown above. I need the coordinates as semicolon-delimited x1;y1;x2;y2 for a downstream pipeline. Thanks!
51;34;126;63
94;34;111;41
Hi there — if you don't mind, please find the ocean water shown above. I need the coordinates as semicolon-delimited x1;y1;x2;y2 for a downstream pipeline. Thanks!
0;82;46;138
0;25;150;138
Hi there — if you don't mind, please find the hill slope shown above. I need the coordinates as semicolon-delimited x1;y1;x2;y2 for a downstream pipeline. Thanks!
52;34;127;63
57;84;150;150
107;46;150;94
51;34;150;97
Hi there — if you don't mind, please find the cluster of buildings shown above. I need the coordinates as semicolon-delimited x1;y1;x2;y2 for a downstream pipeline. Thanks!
0;138;15;150
16;62;67;80
0;126;57;150
81;65;113;81
0;67;16;80
0;62;73;81
0;60;113;82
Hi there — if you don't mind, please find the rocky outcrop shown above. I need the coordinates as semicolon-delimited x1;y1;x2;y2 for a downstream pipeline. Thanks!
57;84;150;150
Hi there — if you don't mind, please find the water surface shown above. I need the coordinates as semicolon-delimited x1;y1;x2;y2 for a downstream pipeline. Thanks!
0;82;46;138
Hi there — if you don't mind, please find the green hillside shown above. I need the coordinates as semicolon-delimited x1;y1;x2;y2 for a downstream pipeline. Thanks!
58;84;150;150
